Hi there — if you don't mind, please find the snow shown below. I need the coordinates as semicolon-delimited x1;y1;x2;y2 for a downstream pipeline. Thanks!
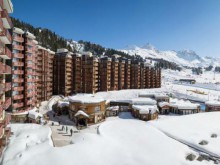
57;101;69;108
169;98;200;110
68;94;105;104
28;110;43;120
74;110;89;118
107;106;119;111
132;105;158;114
150;112;220;158
131;97;157;105
205;100;220;106
158;102;170;107
3;115;217;165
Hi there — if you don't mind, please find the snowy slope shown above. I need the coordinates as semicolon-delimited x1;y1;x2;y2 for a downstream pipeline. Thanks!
120;43;220;68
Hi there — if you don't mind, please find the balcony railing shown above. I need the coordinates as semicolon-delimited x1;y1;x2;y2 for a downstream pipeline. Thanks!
5;82;11;91
0;61;5;74
13;45;24;51
0;28;12;44
1;9;13;29
13;86;24;91
13;53;24;58
13;70;24;75
13;94;24;100
0;125;3;139
25;47;34;53
12;61;24;67
13;78;24;83
0;46;11;59
13;36;24;43
0;83;5;95
5;97;11;110
4;65;11;74
13;102;24;109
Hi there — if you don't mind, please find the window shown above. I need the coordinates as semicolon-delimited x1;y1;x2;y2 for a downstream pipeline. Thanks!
94;106;101;112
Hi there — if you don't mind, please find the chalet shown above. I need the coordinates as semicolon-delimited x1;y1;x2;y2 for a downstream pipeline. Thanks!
132;105;158;121
105;106;119;117
158;102;170;114
139;93;170;103
205;101;220;112
68;94;106;128
169;99;200;115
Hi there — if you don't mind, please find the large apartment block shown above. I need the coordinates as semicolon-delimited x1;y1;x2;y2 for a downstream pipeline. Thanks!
36;46;54;104
99;57;111;92
52;51;161;96
72;53;82;94
53;49;73;96
81;54;99;94
0;0;13;155
12;28;38;113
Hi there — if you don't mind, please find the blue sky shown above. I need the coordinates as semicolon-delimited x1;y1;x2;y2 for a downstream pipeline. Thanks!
12;0;220;57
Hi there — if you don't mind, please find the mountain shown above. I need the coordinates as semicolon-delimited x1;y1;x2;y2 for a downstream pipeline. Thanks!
120;44;220;68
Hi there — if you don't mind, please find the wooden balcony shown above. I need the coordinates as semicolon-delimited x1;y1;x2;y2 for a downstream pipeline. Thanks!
0;28;12;44
0;83;5;95
13;102;24;109
13;53;24;59
4;65;11;74
12;78;24;83
13;86;24;91
13;94;24;100
0;61;5;74
13;44;24;51
1;9;12;29
4;97;11;110
5;82;11;92
13;70;24;75
26;78;35;83
13;36;24;43
25;40;34;46
25;47;34;53
13;61;24;67
0;46;11;59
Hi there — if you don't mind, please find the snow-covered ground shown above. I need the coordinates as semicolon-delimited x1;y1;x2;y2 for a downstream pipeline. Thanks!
150;112;220;158
3;113;220;165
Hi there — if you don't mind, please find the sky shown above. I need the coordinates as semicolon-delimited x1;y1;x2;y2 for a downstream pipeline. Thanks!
12;0;220;57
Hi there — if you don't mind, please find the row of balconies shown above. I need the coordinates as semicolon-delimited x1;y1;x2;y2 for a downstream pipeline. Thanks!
13;102;24;109
13;61;24;67
5;82;11;92
13;86;24;91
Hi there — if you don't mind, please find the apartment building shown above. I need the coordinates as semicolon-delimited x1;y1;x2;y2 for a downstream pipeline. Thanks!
118;58;125;90
0;0;13;155
53;49;73;96
72;53;82;94
111;55;119;90
99;56;111;91
36;46;54;104
82;53;99;94
124;59;131;89
130;61;141;89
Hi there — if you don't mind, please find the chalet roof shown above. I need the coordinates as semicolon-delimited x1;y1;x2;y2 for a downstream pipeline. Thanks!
69;94;105;104
74;110;89;118
132;105;158;114
205;100;220;107
169;99;200;110
158;102;170;108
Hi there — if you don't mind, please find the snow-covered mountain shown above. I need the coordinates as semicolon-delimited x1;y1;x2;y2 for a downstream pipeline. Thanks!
120;43;220;68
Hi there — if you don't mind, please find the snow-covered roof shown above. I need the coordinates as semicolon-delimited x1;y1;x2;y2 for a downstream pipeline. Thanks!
205;100;220;106
154;94;169;99
57;101;69;108
158;102;170;108
57;48;68;53
74;110;89;118
131;98;156;105
107;106;119;111
28;110;43;120
169;99;200;110
25;32;36;39
132;105;158;114
69;94;105;104
13;27;24;34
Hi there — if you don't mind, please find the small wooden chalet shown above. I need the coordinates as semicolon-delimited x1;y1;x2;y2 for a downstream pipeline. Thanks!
205;101;220;112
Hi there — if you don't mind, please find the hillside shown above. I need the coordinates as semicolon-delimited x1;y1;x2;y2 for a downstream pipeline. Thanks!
120;43;220;68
